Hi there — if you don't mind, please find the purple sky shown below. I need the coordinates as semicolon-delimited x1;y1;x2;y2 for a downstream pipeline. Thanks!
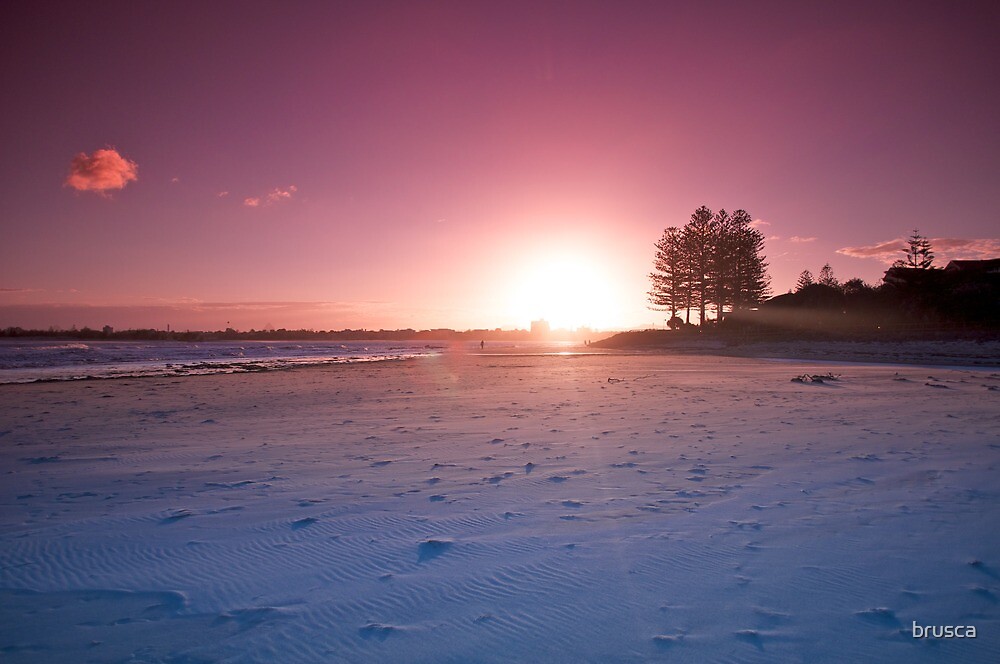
2;1;998;331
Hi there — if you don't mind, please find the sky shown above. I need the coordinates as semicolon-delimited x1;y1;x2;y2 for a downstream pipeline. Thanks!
1;0;998;332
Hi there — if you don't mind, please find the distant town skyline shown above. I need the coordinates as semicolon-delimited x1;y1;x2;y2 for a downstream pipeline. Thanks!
2;1;998;331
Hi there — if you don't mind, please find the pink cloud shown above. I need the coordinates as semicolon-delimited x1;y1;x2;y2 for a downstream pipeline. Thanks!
266;185;297;203
836;239;904;262
65;147;138;195
750;218;770;229
217;191;230;197
788;236;816;243
928;238;1000;257
0;301;369;331
243;185;297;208
837;237;1000;264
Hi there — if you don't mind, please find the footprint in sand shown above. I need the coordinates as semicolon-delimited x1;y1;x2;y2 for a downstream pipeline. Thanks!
291;517;317;529
359;622;400;640
652;634;684;648
734;629;766;650
417;539;453;562
160;509;194;524
854;607;901;627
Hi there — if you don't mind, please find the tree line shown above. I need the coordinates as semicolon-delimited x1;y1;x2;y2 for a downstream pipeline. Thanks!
648;206;770;326
763;230;999;328
795;230;935;292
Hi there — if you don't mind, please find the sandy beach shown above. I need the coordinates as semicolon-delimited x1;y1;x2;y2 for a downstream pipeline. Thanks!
2;351;999;662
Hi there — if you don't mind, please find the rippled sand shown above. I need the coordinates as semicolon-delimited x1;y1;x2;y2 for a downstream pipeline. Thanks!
2;353;998;662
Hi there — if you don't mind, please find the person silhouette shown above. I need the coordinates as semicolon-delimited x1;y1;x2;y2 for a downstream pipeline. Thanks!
480;340;485;350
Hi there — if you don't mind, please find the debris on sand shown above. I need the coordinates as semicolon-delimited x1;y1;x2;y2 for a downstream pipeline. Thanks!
791;373;841;384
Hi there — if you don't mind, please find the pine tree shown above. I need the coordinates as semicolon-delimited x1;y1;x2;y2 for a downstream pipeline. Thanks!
707;209;728;318
682;206;716;325
729;209;770;309
648;226;687;323
818;263;838;287
796;270;814;291
650;206;771;326
893;229;935;269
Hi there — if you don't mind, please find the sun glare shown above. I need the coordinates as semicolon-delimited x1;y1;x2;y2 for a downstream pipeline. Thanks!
507;253;620;330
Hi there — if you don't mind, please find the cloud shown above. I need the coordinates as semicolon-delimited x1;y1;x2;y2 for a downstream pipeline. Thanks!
65;148;138;194
836;239;904;262
836;237;1000;264
0;301;369;331
788;236;816;243
244;185;297;207
217;191;229;197
750;219;770;229
267;185;297;203
0;287;45;306
928;238;1000;257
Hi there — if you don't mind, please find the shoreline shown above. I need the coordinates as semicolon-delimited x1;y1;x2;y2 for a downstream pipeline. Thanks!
4;337;997;386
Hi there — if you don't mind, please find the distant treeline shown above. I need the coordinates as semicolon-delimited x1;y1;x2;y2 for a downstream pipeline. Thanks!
647;227;999;336
728;258;1000;334
0;326;603;343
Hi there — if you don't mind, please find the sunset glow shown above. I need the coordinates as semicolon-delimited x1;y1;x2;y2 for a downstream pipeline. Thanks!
2;4;1000;660
506;252;622;330
1;2;998;332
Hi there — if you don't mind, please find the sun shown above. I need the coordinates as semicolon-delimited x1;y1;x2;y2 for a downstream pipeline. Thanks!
506;252;620;330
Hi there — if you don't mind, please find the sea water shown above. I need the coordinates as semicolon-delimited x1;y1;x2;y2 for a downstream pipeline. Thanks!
0;339;443;384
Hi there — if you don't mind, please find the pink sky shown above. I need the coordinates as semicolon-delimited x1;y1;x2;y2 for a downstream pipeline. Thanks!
1;1;998;331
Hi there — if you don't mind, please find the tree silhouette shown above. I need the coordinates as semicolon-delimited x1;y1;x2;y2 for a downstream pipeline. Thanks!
648;226;687;323
894;229;935;269
796;270;814;291
818;263;838;287
682;206;716;325
730;209;770;309
650;206;770;325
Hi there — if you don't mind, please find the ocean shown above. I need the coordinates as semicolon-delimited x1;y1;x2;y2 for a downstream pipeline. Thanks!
0;339;444;384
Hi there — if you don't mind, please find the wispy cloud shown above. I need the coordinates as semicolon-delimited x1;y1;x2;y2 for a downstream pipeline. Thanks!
0;300;371;331
243;185;297;208
836;239;903;262
837;237;1000;264
267;185;297;203
788;236;816;243
141;295;204;304
65;147;138;195
0;287;45;304
929;238;1000;257
750;219;770;229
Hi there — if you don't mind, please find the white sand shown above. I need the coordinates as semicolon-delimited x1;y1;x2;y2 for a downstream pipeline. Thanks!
2;352;999;662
